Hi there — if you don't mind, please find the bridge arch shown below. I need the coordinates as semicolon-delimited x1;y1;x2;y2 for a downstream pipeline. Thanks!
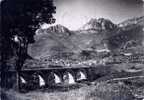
20;76;27;84
76;69;87;82
19;72;34;89
62;70;76;84
31;71;47;88
38;74;46;87
47;71;62;86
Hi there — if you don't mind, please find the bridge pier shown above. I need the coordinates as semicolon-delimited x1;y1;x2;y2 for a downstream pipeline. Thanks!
85;68;94;82
6;71;18;90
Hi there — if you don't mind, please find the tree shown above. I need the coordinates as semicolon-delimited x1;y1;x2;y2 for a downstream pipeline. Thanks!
1;0;56;88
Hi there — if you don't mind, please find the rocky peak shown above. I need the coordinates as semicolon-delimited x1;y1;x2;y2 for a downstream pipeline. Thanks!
80;18;117;31
47;24;70;33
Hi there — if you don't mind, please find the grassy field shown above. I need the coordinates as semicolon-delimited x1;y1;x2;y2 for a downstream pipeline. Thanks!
1;63;144;100
1;76;144;100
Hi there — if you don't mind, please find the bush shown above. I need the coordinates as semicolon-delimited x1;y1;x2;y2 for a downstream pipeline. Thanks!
86;82;135;100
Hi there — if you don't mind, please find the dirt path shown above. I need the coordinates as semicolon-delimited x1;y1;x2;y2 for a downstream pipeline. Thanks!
106;75;144;83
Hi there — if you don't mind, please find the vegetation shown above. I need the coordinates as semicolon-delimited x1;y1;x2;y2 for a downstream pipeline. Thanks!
2;78;144;100
1;0;56;88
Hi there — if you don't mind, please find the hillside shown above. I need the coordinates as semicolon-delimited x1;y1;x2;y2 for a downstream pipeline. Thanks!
28;18;118;59
28;25;79;59
105;16;144;52
26;16;144;67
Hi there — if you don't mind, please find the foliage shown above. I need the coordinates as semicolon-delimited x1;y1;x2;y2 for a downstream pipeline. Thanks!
1;0;56;88
1;0;56;65
1;0;56;43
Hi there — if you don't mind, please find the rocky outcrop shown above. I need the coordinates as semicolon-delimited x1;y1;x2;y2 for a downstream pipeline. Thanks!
80;18;117;31
47;24;70;33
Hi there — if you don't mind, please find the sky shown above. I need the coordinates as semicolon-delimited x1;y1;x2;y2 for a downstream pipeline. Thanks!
1;0;143;30
49;0;144;30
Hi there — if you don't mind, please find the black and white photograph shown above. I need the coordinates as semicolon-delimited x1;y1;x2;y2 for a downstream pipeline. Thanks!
1;0;144;100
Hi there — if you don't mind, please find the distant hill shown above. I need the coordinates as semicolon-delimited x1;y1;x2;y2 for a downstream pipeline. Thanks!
28;25;79;59
118;16;144;28
105;16;144;52
28;18;118;58
28;16;144;60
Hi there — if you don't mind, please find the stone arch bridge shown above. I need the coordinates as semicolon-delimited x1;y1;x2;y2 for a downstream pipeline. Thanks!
7;65;105;91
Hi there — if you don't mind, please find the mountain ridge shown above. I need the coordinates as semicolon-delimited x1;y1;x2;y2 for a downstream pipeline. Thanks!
28;16;144;59
79;18;117;31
